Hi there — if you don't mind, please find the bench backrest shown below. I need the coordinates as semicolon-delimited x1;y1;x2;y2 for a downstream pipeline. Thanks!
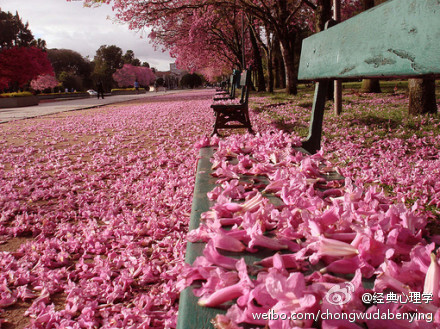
239;69;251;105
298;0;440;81
229;72;239;97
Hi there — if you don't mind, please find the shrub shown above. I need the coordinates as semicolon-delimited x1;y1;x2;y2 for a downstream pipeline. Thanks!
111;88;146;92
0;91;34;98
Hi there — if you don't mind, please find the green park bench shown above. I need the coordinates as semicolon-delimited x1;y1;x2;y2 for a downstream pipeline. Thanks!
299;0;440;154
213;72;239;101
177;0;440;328
176;148;280;329
211;69;254;136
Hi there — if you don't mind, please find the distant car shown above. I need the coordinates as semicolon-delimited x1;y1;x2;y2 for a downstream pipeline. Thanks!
87;89;98;96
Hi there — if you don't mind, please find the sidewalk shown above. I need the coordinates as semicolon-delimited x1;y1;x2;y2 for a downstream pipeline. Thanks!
0;90;187;123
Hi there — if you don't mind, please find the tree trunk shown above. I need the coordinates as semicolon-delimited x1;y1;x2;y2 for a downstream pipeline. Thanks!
279;35;297;95
314;0;334;100
360;0;382;93
315;0;332;32
363;0;375;10
360;79;382;93
273;39;285;89
408;78;437;115
267;53;274;93
248;24;266;92
274;55;281;89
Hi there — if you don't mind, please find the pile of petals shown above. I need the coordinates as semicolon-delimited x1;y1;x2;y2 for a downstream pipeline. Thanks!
212;98;242;106
0;90;214;328
179;130;440;328
324;125;440;214
251;93;440;219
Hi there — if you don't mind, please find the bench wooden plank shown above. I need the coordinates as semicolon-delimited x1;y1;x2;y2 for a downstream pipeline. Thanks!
298;0;440;81
177;147;288;329
177;147;345;328
177;147;221;329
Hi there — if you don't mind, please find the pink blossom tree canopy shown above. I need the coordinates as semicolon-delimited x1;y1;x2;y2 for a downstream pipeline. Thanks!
30;74;59;91
74;0;362;90
112;64;155;87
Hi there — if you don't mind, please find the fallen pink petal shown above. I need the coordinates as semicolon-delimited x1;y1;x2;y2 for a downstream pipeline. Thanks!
1;53;439;329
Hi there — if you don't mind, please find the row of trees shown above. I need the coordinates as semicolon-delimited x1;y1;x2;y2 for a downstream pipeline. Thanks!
78;0;363;95
78;0;437;114
0;10;56;91
47;46;153;92
0;8;157;93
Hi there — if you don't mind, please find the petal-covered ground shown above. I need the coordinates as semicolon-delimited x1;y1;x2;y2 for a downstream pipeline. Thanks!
181;87;440;328
0;91;214;328
1;86;439;329
251;89;440;220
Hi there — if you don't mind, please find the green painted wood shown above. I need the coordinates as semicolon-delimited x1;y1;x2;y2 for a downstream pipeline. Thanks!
177;147;221;329
298;0;440;80
177;145;349;328
177;147;284;329
301;81;329;154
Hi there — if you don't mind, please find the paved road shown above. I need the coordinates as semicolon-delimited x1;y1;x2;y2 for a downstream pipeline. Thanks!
0;90;188;123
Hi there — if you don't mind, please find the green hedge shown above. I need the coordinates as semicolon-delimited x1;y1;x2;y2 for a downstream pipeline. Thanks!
0;91;34;98
111;88;146;92
39;92;85;96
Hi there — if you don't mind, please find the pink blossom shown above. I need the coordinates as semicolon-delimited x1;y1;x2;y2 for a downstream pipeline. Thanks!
424;253;440;304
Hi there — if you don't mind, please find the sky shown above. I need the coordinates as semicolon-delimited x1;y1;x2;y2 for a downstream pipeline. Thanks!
0;0;175;71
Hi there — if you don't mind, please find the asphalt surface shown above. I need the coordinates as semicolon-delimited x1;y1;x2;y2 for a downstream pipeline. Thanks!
0;90;187;123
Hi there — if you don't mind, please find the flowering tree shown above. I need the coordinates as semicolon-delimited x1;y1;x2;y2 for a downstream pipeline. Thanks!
76;0;361;94
30;74;59;91
112;64;155;87
0;46;54;90
147;4;252;81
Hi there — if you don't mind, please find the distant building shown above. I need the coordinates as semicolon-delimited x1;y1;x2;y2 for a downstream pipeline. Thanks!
170;63;184;75
155;63;186;90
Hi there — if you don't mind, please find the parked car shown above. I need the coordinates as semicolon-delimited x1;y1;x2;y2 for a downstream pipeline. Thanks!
87;89;98;96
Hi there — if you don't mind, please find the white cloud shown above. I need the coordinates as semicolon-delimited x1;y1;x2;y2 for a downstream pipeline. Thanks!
0;0;174;70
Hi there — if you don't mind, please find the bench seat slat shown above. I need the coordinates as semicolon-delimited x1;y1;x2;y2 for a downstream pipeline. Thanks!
211;104;246;110
177;147;279;329
298;0;440;81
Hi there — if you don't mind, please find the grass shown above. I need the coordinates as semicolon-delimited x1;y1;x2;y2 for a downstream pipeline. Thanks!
249;80;440;219
251;80;440;138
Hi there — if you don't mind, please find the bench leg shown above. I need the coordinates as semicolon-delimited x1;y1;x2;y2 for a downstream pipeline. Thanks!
212;113;220;136
301;81;329;154
244;108;254;134
212;107;254;136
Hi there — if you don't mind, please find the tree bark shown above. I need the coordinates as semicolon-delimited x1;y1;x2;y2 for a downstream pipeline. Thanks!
360;0;382;93
314;0;333;100
279;35;298;95
273;39;285;89
265;26;274;93
315;0;332;32
274;0;298;95
267;54;274;93
360;79;381;93
408;78;437;115
248;23;266;92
